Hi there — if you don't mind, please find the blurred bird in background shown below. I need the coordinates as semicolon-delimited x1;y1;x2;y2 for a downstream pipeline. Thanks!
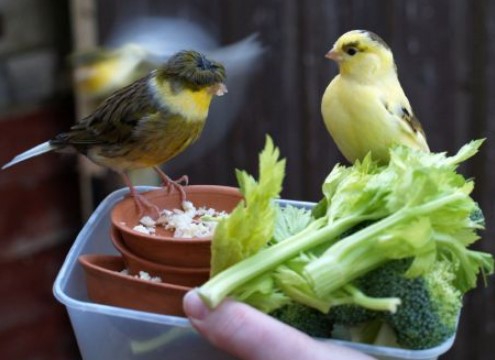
321;30;429;164
72;43;153;99
3;50;227;216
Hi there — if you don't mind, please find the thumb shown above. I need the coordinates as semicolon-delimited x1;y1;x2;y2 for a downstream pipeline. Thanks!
183;290;374;360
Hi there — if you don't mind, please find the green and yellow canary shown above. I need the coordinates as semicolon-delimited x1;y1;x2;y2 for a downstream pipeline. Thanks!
321;30;429;163
3;50;227;213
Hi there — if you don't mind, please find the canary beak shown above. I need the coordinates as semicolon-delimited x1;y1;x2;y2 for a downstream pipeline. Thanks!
325;49;342;62
210;83;228;96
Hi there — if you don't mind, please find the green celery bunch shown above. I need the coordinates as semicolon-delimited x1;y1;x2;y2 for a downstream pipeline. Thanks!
198;139;493;314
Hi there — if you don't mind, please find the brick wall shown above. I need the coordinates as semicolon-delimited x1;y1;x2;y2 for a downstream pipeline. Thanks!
0;105;81;359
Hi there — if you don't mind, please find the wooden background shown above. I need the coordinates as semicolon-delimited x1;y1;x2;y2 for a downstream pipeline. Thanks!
94;1;495;359
1;0;493;359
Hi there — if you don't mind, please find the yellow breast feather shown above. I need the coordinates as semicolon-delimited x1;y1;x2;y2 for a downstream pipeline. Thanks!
150;77;213;121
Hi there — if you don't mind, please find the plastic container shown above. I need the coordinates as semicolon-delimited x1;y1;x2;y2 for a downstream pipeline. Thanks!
53;187;456;360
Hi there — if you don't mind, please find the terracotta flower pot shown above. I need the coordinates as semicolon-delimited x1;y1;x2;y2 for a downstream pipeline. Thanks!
110;226;210;287
78;254;189;316
110;185;243;267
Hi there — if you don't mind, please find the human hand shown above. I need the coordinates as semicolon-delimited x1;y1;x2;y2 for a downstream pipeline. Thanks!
183;290;375;360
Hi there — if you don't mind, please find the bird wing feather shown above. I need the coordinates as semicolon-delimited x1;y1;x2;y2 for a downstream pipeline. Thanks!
379;77;427;139
381;96;429;152
53;75;158;148
383;101;424;134
400;108;426;138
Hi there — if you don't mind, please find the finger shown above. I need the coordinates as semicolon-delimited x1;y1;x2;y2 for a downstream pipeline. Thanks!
183;290;313;359
183;290;374;360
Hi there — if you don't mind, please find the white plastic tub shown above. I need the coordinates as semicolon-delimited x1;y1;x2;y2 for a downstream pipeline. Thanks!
53;187;456;360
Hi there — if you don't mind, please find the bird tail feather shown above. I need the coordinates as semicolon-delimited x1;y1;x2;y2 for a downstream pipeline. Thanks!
2;142;55;169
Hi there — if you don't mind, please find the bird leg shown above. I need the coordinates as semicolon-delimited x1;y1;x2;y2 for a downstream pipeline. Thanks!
153;166;188;203
121;172;160;218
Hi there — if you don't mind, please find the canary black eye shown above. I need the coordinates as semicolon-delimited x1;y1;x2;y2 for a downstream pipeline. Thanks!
346;47;357;56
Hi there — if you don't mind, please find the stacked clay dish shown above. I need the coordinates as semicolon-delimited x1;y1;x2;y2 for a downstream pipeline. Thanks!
79;186;243;316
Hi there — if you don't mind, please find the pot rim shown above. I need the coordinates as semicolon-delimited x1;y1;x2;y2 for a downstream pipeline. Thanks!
78;254;191;291
110;226;211;273
110;185;242;243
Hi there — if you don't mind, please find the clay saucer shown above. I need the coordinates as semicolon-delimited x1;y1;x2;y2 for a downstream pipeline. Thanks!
110;185;243;267
79;254;190;316
110;226;210;287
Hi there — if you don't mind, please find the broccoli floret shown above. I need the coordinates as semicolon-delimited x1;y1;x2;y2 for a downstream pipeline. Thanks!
328;304;378;327
270;302;333;338
347;258;462;349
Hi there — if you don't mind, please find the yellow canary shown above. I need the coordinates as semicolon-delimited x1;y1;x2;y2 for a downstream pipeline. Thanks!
321;30;429;163
3;50;227;214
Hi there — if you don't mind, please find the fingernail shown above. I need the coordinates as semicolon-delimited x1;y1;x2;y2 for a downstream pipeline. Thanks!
183;289;209;320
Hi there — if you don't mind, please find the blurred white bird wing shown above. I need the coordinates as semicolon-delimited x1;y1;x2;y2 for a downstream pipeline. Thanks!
106;17;218;58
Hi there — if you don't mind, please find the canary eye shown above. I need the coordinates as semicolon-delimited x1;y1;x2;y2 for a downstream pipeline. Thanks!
346;47;357;56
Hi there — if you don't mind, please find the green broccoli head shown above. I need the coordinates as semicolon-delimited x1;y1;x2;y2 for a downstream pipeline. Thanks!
328;304;378;327
328;259;462;349
358;258;462;349
270;302;333;338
